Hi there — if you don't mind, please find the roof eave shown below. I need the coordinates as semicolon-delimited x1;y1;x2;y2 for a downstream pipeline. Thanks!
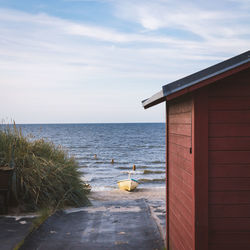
142;50;250;109
142;90;165;109
163;57;250;98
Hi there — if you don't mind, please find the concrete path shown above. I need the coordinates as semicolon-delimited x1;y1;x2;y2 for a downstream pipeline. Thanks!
20;199;164;250
0;215;35;250
146;199;166;246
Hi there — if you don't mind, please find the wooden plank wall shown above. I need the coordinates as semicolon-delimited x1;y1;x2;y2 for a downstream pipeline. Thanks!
208;69;250;250
168;97;194;249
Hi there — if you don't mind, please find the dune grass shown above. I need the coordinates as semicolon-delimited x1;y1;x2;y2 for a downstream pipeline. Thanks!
0;124;89;211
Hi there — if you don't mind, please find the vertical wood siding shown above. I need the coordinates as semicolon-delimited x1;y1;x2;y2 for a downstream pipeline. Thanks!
194;89;209;249
208;69;250;250
168;97;195;249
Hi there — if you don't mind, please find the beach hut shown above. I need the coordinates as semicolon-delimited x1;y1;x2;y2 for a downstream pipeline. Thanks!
142;50;250;250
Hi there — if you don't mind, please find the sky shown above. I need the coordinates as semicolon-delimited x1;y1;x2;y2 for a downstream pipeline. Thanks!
0;0;249;124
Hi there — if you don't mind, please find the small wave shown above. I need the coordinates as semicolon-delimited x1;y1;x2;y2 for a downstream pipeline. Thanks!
78;165;88;168
138;178;165;183
80;176;92;182
117;166;129;170
75;156;92;160
115;162;130;165
91;177;110;182
94;161;107;164
120;170;144;175
151;161;165;164
143;170;165;175
135;165;150;169
91;186;115;191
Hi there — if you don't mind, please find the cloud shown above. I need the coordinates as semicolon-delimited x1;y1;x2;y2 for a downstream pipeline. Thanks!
113;0;250;47
0;2;249;123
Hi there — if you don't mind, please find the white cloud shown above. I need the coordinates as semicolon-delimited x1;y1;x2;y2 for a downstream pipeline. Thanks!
113;0;250;45
0;2;249;123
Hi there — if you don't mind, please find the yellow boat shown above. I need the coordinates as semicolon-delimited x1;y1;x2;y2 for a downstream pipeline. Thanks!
117;178;139;191
117;166;139;191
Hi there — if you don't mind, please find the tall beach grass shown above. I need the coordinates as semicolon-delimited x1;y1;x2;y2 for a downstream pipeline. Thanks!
0;123;89;211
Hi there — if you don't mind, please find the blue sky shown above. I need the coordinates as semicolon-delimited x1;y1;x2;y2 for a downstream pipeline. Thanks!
0;0;249;123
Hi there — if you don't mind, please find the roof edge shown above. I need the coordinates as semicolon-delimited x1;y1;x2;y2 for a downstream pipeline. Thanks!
163;53;250;97
142;50;250;109
142;90;165;109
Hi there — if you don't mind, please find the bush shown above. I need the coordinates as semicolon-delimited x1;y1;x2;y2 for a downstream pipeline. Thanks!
0;124;89;211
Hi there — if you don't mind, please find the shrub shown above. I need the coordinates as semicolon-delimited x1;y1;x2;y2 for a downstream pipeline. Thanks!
0;124;89;211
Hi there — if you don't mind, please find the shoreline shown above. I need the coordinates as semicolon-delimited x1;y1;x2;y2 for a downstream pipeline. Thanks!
88;186;166;202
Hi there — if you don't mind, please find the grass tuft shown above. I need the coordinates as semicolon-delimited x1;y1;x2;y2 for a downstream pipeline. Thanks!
0;123;89;212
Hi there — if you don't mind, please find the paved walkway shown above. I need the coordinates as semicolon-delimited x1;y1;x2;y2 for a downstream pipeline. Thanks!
20;199;164;250
0;215;35;250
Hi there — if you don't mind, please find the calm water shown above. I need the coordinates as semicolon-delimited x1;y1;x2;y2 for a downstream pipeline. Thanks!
17;123;166;191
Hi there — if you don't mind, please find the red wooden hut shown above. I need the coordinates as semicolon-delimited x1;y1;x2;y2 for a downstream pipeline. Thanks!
142;50;250;250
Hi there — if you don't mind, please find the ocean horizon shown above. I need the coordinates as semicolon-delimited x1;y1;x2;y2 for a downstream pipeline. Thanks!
11;122;164;125
8;123;166;191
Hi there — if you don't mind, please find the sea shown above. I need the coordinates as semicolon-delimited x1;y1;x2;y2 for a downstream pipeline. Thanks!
16;123;166;191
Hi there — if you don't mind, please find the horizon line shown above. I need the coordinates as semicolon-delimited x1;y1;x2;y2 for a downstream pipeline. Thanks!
1;122;165;125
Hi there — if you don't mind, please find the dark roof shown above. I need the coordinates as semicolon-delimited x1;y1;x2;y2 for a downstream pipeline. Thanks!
142;50;250;109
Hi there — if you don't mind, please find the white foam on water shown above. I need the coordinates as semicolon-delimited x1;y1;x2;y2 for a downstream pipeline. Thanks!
91;186;115;191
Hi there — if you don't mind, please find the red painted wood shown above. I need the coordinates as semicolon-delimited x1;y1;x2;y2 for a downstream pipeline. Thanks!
209;231;250;244
168;97;194;249
169;213;193;249
169;203;193;239
209;164;250;178
209;83;250;96
208;96;250;110
209;151;250;164
207;73;250;249
169;154;192;175
209;204;250;218
168;123;192;136
169;142;192;162
194;88;209;250
169;111;192;124
209;124;250;137
209;137;250;151
169;221;186;250
171;163;193;189
170;171;193;199
169;134;191;148
168;98;192;114
209;218;250;231
169;194;193;223
209;177;250;191
191;98;196;250
170;178;193;210
209;244;250;250
209;110;250;123
163;62;250;249
166;102;169;249
208;70;250;97
209;191;250;204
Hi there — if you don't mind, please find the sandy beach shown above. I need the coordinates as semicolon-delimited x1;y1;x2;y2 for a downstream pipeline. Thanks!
88;187;166;202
